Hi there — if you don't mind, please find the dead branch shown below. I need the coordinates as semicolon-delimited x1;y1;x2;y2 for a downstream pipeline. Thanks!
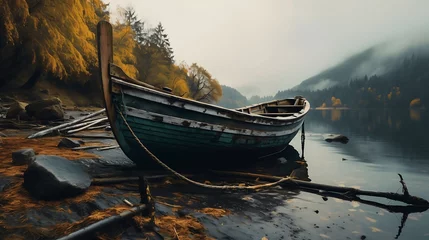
96;145;120;151
60;117;107;132
398;173;410;197
56;204;147;240
27;109;106;139
66;134;115;139
212;171;429;206
72;145;111;151
66;117;108;134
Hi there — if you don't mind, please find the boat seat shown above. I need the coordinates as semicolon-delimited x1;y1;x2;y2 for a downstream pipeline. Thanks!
258;113;295;117
266;105;304;109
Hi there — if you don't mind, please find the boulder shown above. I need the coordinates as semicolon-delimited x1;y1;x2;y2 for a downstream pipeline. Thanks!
23;155;91;200
58;138;81;148
5;101;28;119
25;98;64;120
12;148;36;165
324;134;349;144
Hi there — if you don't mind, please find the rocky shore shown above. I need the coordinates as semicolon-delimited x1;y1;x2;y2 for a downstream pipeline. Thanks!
0;104;311;239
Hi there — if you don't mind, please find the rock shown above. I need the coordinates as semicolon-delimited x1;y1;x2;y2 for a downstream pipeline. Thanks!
0;177;12;193
322;196;328;201
40;89;49;94
177;208;192;217
23;155;91;200
324;134;349;144
5;101;28;119
58;138;81;148
25;98;64;120
12;148;36;165
69;115;75;120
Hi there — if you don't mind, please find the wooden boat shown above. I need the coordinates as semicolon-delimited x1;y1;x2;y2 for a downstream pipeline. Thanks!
97;21;310;167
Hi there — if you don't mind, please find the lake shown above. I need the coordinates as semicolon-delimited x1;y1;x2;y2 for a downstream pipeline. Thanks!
282;108;429;240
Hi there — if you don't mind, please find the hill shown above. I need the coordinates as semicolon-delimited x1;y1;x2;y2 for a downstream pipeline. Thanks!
217;85;249;108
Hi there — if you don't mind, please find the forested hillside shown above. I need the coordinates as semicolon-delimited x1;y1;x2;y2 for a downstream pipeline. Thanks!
217;85;249;108
0;0;221;105
276;54;429;108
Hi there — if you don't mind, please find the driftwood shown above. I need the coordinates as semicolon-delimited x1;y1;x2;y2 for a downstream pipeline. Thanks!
27;109;106;139
92;177;139;185
91;174;193;185
88;124;109;130
66;134;115;139
96;145;119;151
66;117;108;134
72;145;111;151
212;171;429;207
56;204;147;240
60;117;107;132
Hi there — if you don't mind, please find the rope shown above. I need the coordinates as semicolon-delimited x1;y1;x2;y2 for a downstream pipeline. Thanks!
117;110;291;190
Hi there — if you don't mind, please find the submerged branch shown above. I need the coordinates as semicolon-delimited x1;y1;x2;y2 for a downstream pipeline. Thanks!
212;171;429;207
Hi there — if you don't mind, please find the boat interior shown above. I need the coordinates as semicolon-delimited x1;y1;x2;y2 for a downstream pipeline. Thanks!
236;98;306;117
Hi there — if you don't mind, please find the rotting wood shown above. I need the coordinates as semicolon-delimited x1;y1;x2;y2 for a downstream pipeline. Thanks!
56;204;146;240
212;171;429;207
66;117;108;134
27;109;106;139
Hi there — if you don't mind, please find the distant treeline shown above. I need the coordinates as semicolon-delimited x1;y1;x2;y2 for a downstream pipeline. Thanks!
217;85;274;108
276;54;429;108
0;0;221;103
219;54;429;109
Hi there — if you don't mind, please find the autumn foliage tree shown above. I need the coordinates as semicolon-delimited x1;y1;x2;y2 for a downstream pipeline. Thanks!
331;96;342;107
186;63;222;103
0;2;222;103
0;0;109;88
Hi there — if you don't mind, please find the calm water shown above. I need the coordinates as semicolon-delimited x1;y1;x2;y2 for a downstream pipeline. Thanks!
284;109;429;240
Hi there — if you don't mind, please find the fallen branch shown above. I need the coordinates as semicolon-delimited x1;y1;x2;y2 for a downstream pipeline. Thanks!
96;145;119;151
60;117;107;132
27;109;106;139
212;171;429;206
72;145;111;151
92;177;139;185
66;134;114;139
56;204;146;240
88;124;109;130
174;227;180;240
66;117;108;134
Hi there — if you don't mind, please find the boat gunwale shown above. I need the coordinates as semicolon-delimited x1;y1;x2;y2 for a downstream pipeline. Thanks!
111;76;311;124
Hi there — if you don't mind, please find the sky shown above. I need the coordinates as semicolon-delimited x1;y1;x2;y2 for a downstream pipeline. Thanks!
108;0;429;97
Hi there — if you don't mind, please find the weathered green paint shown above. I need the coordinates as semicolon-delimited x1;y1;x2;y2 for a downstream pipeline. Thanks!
110;90;303;167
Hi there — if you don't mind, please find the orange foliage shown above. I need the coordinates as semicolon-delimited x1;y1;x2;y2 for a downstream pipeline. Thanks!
410;98;422;108
331;96;342;107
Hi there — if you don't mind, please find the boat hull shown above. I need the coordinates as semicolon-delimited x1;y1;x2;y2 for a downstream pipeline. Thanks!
96;21;309;168
111;81;305;167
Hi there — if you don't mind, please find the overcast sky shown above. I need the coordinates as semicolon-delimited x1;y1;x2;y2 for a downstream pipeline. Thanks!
108;0;429;97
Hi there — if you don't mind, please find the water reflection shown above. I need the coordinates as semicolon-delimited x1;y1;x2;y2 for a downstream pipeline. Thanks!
293;108;429;239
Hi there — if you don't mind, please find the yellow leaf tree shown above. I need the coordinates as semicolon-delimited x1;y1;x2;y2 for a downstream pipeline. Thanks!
0;0;108;88
186;63;222;103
